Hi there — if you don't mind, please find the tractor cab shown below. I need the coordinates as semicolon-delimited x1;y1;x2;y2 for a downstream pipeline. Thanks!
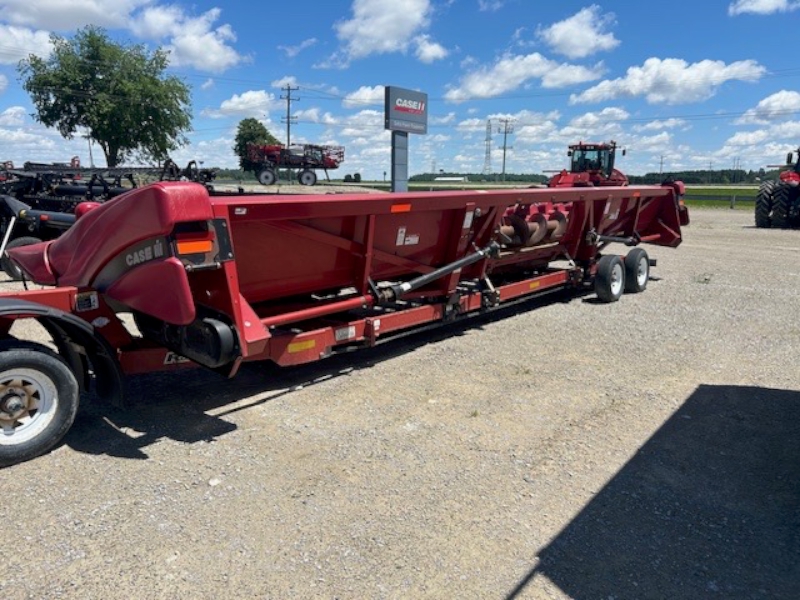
549;141;629;188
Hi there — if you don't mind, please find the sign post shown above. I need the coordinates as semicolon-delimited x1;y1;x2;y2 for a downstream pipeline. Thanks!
384;86;428;193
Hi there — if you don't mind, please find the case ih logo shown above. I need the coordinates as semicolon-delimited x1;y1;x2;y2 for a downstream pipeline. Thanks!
394;98;426;115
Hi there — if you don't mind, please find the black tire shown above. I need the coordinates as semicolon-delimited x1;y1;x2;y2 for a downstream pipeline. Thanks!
257;168;276;186
298;170;317;186
2;236;43;281
754;180;775;228
0;342;79;468
771;183;792;228
624;248;649;293
594;255;625;303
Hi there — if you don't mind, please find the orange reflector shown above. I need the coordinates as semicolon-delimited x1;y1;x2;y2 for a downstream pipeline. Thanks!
391;203;412;213
176;240;213;255
288;340;316;353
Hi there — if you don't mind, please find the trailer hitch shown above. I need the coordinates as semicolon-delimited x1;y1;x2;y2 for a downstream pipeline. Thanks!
378;242;500;303
585;228;640;247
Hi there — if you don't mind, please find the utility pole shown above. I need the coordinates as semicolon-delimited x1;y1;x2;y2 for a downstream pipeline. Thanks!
659;155;664;176
483;119;492;176
280;85;299;147
498;119;514;182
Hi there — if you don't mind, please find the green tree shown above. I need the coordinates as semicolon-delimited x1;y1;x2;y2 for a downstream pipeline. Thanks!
233;118;280;171
18;26;191;167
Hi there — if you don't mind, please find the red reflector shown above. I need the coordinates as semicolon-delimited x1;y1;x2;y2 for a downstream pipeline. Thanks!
391;203;412;213
177;240;213;254
40;214;49;221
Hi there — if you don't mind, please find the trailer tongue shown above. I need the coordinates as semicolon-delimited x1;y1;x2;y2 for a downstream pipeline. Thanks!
0;181;688;466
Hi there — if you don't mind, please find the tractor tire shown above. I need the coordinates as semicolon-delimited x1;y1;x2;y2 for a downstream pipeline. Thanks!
624;247;649;293
0;341;80;468
594;255;625;303
771;183;793;229
257;168;276;186
298;170;317;186
2;236;43;281
754;180;775;228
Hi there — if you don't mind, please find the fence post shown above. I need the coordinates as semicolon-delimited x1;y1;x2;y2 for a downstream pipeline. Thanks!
730;195;736;209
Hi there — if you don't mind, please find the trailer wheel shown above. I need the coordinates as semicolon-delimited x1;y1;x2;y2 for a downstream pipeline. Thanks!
2;236;43;281
624;248;649;293
298;170;317;186
754;180;775;228
594;255;625;302
0;342;79;468
771;183;792;228
257;168;276;186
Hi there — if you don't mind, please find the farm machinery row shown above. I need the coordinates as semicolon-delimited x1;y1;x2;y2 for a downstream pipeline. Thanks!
754;148;800;228
0;158;217;278
0;177;688;467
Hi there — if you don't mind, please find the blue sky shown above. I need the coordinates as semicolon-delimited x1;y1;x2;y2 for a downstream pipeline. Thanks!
0;0;797;179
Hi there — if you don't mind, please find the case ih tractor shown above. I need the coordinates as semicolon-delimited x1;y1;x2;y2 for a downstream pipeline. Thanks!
246;143;345;186
548;141;629;188
754;148;800;228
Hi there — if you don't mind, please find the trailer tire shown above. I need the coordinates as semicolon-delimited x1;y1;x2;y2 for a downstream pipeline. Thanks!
0;342;79;468
257;168;276;186
595;255;625;303
754;180;775;228
624;248;649;293
298;170;317;186
2;236;43;281
771;183;792;228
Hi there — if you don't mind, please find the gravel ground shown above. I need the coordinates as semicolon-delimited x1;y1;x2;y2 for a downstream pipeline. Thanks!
2;207;799;599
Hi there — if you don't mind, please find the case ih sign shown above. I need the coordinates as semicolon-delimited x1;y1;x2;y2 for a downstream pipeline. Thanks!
384;86;428;134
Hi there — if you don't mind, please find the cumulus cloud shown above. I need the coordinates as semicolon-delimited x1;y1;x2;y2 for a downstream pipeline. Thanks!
570;57;765;105
343;85;385;109
0;0;149;31
414;35;448;63
0;25;52;62
478;0;504;11
202;90;279;119
131;6;246;73
0;106;25;126
633;118;688;132
445;53;603;103
736;90;800;124
537;5;620;59
728;0;800;15
333;0;445;64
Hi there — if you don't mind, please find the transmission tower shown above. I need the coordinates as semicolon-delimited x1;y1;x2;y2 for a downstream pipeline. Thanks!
497;119;514;182
483;119;492;175
280;85;299;147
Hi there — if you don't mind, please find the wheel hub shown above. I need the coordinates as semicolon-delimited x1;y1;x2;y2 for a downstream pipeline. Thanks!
0;388;29;421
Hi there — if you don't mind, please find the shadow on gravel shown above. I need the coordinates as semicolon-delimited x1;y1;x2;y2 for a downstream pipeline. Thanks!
506;384;800;600
64;288;581;461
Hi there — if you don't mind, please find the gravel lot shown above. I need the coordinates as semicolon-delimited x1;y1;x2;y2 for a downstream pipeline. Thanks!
2;207;799;599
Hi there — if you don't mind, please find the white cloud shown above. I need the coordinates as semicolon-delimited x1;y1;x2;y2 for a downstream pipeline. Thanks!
728;0;800;15
0;25;52;63
737;90;800;124
334;0;437;62
131;7;246;73
0;106;25;126
202;91;279;119
537;5;620;59
414;35;448;63
278;38;318;58
633;118;688;132
0;0;149;31
445;53;602;103
343;85;385;109
200;79;214;91
0;75;8;95
570;57;766;105
478;0;504;11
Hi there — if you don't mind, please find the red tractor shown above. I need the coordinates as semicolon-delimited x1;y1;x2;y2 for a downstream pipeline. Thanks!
754;148;800;228
548;141;629;188
246;143;344;186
